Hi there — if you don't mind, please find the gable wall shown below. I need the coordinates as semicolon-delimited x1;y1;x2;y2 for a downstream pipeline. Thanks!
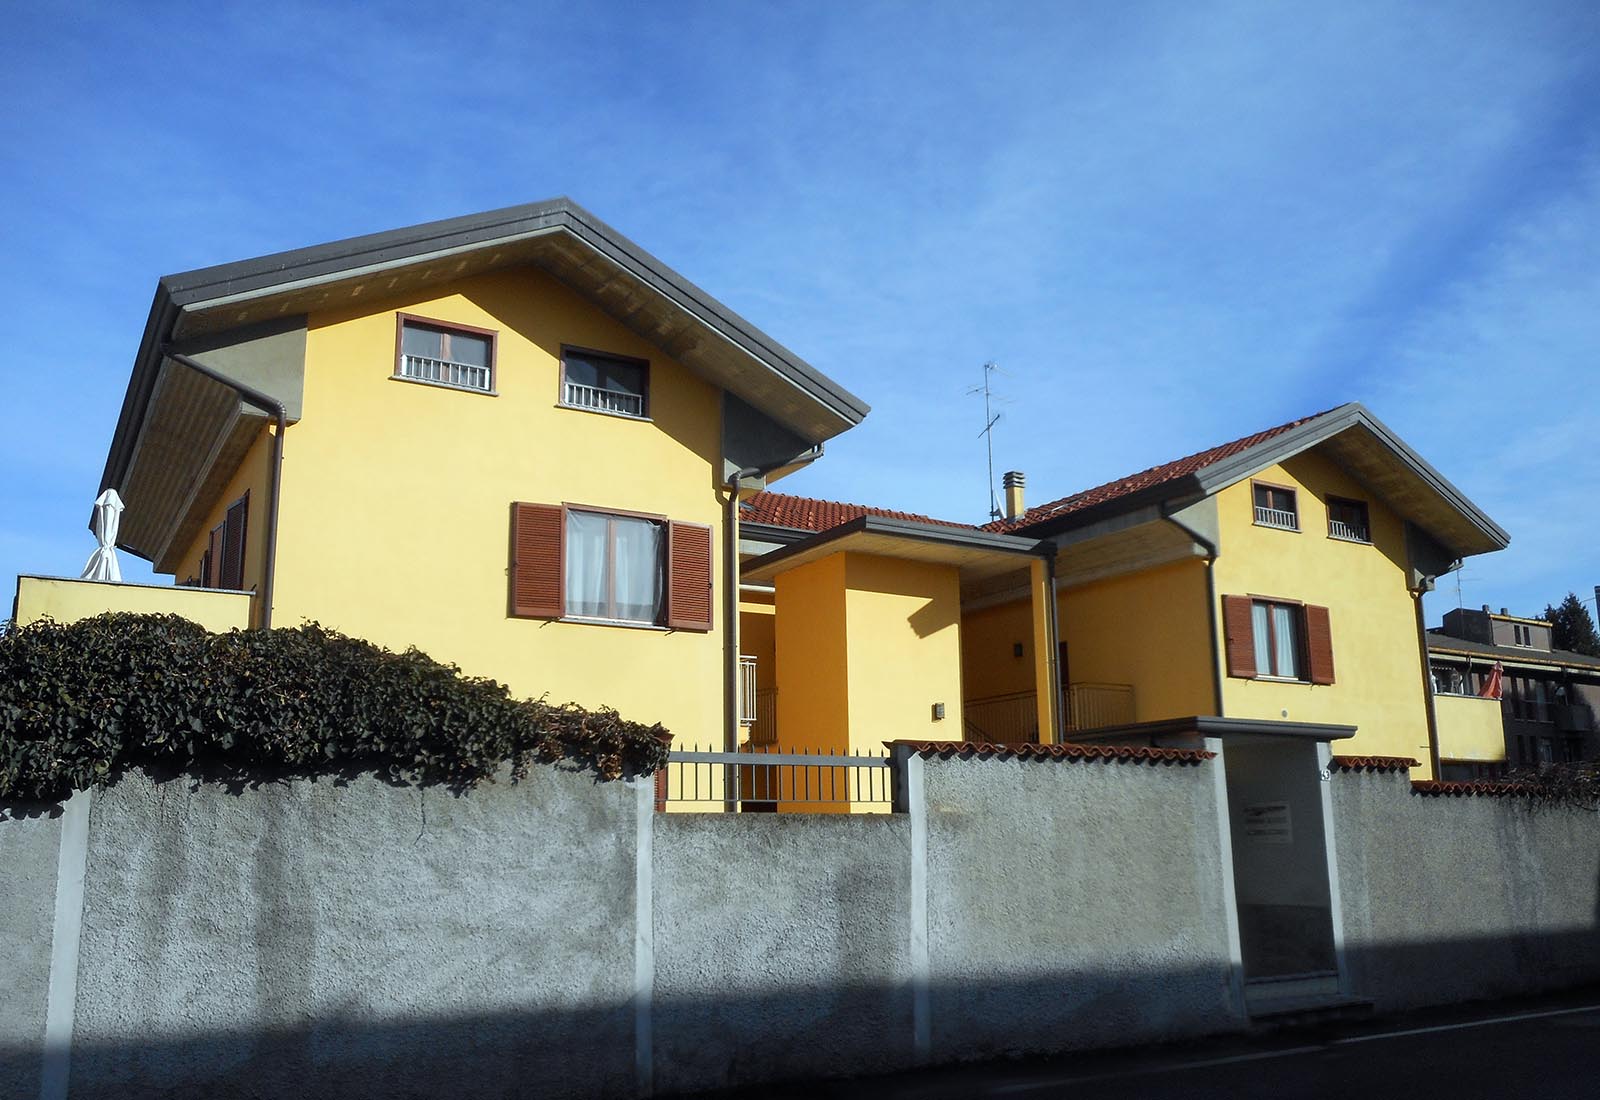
1212;450;1434;773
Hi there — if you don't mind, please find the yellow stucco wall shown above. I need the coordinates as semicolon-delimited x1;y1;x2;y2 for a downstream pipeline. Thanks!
1061;558;1215;723
1213;451;1435;775
174;424;274;621
773;554;850;755
1434;693;1507;763
254;266;728;741
842;553;964;750
960;599;1038;700
13;576;252;632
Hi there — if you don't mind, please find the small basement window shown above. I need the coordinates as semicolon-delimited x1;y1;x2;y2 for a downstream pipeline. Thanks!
1327;497;1371;543
1252;482;1299;531
395;315;496;393
561;346;649;419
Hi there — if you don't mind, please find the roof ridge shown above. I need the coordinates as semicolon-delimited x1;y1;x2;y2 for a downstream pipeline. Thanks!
984;404;1348;533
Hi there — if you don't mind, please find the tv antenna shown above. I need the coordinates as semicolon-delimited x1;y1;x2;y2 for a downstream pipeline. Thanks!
966;362;1007;520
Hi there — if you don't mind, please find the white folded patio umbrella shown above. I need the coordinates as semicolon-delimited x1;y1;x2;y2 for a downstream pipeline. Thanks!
81;489;124;582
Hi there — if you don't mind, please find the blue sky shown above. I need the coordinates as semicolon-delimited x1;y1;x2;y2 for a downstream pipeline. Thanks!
2;0;1597;626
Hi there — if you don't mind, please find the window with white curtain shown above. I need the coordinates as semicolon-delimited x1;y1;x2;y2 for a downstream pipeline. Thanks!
1251;599;1304;679
564;510;664;623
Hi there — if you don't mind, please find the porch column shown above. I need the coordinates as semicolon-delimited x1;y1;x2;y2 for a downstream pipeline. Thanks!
1029;558;1062;744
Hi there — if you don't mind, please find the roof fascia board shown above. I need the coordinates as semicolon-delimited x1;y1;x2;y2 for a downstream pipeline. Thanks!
1017;476;1205;540
1428;644;1600;674
742;514;1051;580
1070;715;1359;742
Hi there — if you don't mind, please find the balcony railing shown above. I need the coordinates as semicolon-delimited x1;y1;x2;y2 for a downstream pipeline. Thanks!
1254;505;1298;530
564;381;645;417
399;354;492;392
738;656;758;727
1328;518;1370;542
964;691;1040;743
659;745;893;811
1067;682;1136;731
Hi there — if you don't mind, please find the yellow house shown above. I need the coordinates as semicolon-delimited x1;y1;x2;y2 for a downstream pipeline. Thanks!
738;404;1509;783
72;199;869;752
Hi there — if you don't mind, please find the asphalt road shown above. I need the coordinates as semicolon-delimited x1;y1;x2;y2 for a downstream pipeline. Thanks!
710;987;1600;1100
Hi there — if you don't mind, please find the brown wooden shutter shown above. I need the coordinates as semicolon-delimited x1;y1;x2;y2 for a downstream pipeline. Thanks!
1222;595;1257;678
666;521;713;632
510;503;564;619
1305;604;1336;685
220;495;249;590
205;525;225;590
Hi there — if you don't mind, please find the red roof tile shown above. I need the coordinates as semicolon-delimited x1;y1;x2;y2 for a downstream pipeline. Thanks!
1331;755;1420;773
740;491;974;533
890;740;1213;765
984;407;1339;533
1411;779;1533;798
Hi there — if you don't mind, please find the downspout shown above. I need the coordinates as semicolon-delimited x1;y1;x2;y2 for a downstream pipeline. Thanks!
163;349;287;630
1163;506;1225;718
1413;588;1443;781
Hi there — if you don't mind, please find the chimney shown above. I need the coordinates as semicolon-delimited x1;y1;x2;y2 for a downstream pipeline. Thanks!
1002;471;1026;521
1481;605;1491;614
1500;607;1510;616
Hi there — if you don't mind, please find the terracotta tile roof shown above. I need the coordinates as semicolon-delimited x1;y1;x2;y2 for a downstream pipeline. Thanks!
1331;755;1420;773
890;740;1214;765
984;407;1340;533
1411;779;1533;798
740;491;974;533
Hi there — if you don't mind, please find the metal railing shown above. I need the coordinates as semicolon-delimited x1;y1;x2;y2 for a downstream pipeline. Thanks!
963;691;1039;743
1328;518;1370;542
399;354;491;392
1067;682;1136;731
660;745;893;811
1254;505;1298;530
564;380;645;417
749;688;778;744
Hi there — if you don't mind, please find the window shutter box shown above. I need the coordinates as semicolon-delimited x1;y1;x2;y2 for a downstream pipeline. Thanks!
667;521;713;632
510;503;564;619
1222;594;1256;678
1306;604;1336;685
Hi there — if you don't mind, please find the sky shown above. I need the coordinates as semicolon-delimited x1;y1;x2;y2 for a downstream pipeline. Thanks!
1;0;1597;627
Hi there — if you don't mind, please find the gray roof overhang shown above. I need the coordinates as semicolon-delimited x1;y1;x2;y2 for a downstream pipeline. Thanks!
99;197;870;521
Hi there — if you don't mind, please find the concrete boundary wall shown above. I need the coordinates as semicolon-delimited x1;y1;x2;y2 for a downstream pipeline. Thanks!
1332;768;1600;1011
4;752;1600;1098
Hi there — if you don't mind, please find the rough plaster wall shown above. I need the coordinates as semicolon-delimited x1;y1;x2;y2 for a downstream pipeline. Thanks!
651;814;913;1093
0;808;62;1098
922;757;1241;1059
66;767;637;1100
1333;772;1600;1011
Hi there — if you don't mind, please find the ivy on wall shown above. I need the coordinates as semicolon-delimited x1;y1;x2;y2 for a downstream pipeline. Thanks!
0;613;669;803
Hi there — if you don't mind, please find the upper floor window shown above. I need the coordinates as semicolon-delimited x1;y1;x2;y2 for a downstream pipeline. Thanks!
1251;599;1304;679
561;346;649;419
1327;497;1371;543
395;314;496;394
1512;623;1533;647
201;493;249;590
566;509;665;624
1252;482;1298;531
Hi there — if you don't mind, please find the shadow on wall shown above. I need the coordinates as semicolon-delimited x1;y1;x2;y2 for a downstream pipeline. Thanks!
5;933;1600;1100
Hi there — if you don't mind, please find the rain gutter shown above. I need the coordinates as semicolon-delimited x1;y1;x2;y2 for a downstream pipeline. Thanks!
162;349;286;629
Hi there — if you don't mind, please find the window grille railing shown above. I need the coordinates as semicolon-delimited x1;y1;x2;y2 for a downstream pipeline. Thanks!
659;746;894;811
399;354;492;392
1329;518;1370;542
738;656;758;727
1254;505;1298;530
564;380;645;417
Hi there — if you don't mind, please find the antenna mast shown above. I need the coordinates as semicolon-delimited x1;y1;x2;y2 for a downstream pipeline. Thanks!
968;362;1003;520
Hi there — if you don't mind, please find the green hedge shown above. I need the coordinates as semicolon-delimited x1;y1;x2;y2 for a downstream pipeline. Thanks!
0;613;669;803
